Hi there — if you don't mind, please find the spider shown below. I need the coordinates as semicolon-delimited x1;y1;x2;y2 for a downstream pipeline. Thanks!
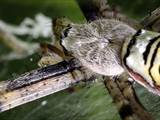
0;2;159;120
38;17;159;120
57;18;160;96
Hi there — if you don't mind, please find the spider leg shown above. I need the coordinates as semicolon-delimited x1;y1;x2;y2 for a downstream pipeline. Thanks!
38;43;65;67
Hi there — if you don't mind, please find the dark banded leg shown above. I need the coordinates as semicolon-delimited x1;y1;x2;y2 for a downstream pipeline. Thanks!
104;73;154;120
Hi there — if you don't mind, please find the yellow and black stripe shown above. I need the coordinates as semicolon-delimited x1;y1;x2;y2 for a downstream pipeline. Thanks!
123;29;142;67
122;29;160;95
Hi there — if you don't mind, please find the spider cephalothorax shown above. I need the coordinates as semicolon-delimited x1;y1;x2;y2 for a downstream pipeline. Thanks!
61;19;136;76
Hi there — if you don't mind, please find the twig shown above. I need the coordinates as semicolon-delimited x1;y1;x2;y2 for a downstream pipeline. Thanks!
0;59;84;112
0;71;84;112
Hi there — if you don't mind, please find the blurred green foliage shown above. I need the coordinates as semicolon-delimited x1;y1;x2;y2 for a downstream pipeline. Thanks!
0;0;85;24
109;0;160;19
0;0;160;120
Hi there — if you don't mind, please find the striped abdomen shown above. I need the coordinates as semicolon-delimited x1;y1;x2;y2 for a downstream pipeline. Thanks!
122;29;160;95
